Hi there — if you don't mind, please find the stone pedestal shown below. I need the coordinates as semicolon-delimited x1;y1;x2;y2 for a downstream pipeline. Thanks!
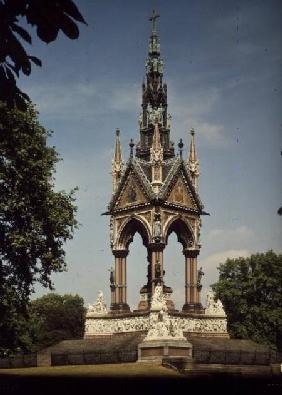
110;302;130;313
138;339;192;362
182;302;204;314
37;350;51;367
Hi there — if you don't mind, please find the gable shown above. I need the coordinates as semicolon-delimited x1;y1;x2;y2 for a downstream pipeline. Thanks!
167;173;197;209
115;172;148;209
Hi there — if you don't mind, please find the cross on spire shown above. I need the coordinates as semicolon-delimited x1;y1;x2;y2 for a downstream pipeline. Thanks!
149;9;160;33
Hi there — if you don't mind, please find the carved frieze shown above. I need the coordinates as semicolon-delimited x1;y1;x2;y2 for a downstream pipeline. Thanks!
84;314;228;337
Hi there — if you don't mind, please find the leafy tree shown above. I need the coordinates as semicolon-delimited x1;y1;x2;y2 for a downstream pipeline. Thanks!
0;0;86;109
0;292;86;355
29;293;86;349
0;284;34;356
212;250;282;350
0;102;78;353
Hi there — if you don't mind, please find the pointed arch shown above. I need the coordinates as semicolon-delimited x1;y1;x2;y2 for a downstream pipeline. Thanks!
117;216;151;250
164;215;195;249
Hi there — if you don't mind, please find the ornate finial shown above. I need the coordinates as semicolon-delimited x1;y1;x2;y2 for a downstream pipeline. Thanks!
189;128;197;162
149;9;160;34
129;138;135;158
112;128;124;192
188;129;199;190
114;128;122;163
152;122;161;151
178;138;184;158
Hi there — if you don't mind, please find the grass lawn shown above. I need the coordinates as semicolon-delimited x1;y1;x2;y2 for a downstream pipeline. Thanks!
0;362;182;378
0;363;279;395
0;363;186;395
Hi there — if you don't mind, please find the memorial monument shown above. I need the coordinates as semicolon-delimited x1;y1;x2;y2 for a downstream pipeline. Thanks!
85;11;227;340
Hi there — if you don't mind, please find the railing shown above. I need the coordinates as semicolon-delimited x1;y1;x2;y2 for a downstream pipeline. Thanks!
0;348;281;369
193;349;282;365
51;350;138;366
0;353;37;369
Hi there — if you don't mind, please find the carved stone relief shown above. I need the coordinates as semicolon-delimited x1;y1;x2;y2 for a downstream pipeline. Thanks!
137;211;152;228
85;285;228;337
115;176;147;209
205;290;226;317
84;315;228;337
162;210;176;231
167;176;195;208
86;291;108;317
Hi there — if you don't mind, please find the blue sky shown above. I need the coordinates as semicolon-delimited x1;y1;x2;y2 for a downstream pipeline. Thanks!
18;0;281;309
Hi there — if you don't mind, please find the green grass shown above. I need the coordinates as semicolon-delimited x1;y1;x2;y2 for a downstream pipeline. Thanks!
0;362;182;378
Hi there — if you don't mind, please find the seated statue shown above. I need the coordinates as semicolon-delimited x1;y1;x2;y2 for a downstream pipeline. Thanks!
87;290;107;315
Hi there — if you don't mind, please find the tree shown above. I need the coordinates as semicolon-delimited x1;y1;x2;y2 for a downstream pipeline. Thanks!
0;103;77;328
29;293;86;350
0;284;34;355
212;250;282;350
0;292;86;355
0;0;86;109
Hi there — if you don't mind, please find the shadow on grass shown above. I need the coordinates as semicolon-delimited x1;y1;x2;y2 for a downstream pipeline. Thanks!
0;373;281;395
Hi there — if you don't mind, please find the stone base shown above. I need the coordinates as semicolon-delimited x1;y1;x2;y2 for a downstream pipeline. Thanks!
110;303;130;313
137;299;149;311
182;303;204;314
137;286;176;311
138;339;193;362
37;350;51;367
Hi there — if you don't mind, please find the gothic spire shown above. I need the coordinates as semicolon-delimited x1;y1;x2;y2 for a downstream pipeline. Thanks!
112;129;124;192
188;129;200;190
149;9;160;35
150;121;163;192
148;9;160;55
189;128;197;163
152;119;162;152
114;128;122;163
136;10;174;161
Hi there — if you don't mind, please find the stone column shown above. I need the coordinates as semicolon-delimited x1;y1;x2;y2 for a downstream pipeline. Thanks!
111;250;130;312
182;249;203;313
149;243;165;297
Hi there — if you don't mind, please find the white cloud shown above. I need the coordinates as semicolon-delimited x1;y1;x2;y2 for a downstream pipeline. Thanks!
108;83;140;112
26;81;141;119
208;225;254;240
168;84;227;145
205;226;255;252
202;249;251;268
201;248;251;287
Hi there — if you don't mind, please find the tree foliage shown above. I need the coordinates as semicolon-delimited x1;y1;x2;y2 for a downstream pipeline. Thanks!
0;284;34;355
0;102;77;311
29;293;86;350
0;0;86;109
0;292;86;355
212;250;282;350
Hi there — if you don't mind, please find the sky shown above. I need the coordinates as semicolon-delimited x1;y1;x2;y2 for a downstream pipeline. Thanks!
18;0;282;310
